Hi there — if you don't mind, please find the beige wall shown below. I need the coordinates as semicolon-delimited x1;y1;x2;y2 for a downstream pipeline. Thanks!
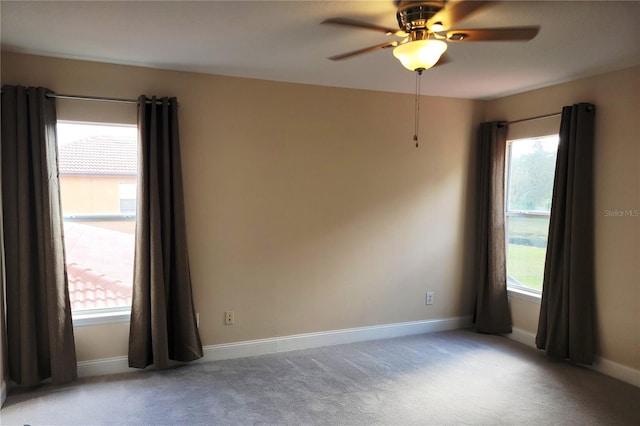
5;51;636;373
1;52;482;362
486;66;640;369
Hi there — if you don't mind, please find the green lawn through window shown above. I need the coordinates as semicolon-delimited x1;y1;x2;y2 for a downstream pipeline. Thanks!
507;243;545;291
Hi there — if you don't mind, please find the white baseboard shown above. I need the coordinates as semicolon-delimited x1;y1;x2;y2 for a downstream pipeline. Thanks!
202;316;473;362
592;356;640;388
77;355;131;378
77;316;473;378
508;326;537;348
506;326;640;388
1;379;6;408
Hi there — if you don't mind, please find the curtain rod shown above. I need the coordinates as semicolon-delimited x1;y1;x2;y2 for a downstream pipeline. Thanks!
1;89;167;105
46;93;167;105
501;111;562;127
48;93;138;104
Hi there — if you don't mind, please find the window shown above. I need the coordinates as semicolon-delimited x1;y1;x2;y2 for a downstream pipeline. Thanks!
119;183;137;215
505;135;559;294
57;122;137;318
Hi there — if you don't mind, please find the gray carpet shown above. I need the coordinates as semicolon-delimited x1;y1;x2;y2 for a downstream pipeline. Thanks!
2;330;639;425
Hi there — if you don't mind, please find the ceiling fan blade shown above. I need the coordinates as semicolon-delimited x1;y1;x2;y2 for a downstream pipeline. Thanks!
322;17;406;37
328;41;399;61
429;1;495;30
442;26;540;42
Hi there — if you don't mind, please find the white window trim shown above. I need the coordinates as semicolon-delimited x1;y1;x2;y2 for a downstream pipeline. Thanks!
58;120;138;323
505;136;557;295
507;286;542;303
72;307;131;327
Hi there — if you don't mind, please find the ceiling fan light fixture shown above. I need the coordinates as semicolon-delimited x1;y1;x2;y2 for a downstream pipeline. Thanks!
393;39;447;71
430;22;445;33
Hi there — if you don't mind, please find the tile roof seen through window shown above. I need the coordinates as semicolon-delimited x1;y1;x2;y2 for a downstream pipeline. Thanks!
64;222;134;311
58;135;136;176
67;262;132;311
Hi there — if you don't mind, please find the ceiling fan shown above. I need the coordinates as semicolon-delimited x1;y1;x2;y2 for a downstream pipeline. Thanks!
323;0;540;72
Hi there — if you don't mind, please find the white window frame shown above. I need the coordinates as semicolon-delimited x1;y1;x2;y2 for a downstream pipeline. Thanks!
504;135;558;300
72;307;131;327
57;120;137;326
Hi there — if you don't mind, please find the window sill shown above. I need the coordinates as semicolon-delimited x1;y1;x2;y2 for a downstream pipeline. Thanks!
507;287;542;303
72;309;131;327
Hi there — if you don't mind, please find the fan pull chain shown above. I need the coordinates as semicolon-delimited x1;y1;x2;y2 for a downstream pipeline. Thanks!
413;69;423;147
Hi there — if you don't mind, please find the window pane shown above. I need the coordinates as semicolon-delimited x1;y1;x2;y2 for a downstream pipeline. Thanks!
508;137;558;213
506;136;558;293
506;215;550;291
119;183;137;215
57;122;137;312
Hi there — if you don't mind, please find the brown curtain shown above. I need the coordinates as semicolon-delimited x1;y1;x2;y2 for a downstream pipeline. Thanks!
128;96;203;369
1;85;77;386
474;122;512;334
536;103;596;364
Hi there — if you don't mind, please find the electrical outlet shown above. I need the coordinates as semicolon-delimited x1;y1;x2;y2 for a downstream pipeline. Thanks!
224;311;235;325
426;292;434;305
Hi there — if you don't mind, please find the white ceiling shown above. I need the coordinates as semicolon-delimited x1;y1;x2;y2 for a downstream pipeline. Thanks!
2;1;640;100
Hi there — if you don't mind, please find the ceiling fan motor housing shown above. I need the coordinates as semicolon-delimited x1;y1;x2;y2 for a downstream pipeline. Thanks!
396;0;445;34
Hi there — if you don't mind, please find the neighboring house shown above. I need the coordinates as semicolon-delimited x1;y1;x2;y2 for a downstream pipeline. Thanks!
58;135;137;310
58;135;137;217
